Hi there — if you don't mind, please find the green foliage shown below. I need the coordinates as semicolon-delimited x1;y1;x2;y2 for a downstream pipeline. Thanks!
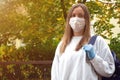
0;0;64;79
86;1;120;39
109;33;120;59
0;0;65;61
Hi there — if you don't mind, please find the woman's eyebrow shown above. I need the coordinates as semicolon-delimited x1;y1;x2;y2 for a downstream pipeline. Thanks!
72;12;84;16
78;13;84;16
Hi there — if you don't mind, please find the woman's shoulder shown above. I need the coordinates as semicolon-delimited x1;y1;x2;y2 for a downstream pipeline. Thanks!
58;40;63;46
93;35;108;46
96;35;106;42
96;35;104;41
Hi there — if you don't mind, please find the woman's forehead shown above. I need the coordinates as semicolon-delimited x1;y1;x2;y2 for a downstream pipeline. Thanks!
72;7;84;15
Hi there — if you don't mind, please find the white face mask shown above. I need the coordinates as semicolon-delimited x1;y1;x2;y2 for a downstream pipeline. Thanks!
69;17;85;32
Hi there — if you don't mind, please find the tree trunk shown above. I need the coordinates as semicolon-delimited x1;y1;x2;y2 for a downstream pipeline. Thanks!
83;0;86;3
60;0;67;20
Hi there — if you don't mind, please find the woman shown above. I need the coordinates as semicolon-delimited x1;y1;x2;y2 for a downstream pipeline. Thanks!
51;3;115;80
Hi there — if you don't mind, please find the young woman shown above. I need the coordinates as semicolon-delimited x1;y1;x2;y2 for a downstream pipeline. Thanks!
51;3;115;80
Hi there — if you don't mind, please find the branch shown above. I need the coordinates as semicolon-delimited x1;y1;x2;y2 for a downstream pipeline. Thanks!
60;0;67;20
82;0;86;3
77;0;86;3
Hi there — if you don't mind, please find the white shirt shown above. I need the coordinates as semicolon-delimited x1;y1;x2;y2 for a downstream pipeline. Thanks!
51;36;115;80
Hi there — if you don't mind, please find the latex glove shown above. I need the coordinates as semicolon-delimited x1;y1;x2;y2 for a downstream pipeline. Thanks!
83;44;95;60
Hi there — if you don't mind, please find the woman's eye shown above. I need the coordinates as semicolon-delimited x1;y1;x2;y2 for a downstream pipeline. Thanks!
78;14;84;18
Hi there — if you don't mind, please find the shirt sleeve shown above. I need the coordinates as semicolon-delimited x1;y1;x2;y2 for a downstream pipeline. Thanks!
90;36;115;77
51;41;61;80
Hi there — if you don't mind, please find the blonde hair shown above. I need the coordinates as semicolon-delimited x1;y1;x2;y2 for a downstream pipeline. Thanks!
60;3;91;53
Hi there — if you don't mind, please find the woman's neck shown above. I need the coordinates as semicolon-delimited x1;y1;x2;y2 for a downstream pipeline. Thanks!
73;29;84;36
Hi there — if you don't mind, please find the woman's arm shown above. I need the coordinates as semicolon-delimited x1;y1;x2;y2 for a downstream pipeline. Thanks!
90;36;115;77
51;42;61;80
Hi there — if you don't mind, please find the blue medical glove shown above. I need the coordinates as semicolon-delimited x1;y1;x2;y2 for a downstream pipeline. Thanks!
83;44;95;60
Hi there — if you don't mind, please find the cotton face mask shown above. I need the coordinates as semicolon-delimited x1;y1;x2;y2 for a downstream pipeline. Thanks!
69;17;85;32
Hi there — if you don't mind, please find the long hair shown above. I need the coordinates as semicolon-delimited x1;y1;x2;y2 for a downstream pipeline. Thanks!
60;3;91;53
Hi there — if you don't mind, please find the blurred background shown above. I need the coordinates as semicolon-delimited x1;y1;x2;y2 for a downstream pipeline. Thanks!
0;0;120;80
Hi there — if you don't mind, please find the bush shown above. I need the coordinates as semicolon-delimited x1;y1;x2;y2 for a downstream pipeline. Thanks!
109;34;120;59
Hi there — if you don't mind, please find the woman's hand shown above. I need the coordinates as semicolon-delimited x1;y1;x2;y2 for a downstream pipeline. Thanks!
83;44;95;60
